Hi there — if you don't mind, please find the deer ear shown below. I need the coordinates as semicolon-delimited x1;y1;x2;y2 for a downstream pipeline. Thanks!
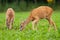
22;20;25;23
21;21;24;23
20;18;26;23
23;18;26;21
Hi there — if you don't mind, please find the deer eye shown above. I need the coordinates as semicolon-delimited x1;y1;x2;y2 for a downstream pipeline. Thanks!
20;26;22;27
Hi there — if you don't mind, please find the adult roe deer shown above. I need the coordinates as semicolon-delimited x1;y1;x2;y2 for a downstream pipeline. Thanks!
6;8;15;29
20;6;57;31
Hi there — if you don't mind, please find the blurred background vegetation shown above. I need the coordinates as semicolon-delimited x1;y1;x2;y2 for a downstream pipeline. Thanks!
0;0;60;12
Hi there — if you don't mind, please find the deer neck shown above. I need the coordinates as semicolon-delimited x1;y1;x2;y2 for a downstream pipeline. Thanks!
24;17;32;26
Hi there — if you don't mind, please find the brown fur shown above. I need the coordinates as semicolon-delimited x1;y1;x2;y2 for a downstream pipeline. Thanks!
20;6;57;31
6;8;15;29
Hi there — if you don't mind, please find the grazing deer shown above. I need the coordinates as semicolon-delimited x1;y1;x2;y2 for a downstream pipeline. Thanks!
6;8;15;29
20;6;57;31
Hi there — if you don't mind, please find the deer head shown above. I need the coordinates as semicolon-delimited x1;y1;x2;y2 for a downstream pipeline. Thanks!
20;20;26;31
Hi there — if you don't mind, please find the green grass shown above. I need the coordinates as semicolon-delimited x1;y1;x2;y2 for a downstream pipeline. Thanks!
0;11;60;40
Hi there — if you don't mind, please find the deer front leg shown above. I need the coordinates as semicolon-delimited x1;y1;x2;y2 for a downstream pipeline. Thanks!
32;17;39;30
6;18;8;27
6;18;10;29
11;18;14;26
9;18;14;29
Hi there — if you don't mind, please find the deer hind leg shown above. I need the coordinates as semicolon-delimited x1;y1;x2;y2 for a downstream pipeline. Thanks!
32;17;39;30
46;18;57;31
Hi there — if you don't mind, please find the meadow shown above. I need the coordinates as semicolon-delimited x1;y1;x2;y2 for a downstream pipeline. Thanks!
0;11;60;40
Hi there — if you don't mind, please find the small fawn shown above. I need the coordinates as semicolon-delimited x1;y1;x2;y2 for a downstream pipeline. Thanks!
20;6;57;31
6;8;15;29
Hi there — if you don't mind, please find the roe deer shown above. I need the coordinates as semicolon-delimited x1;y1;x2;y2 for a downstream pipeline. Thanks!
6;8;15;29
20;6;57;31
